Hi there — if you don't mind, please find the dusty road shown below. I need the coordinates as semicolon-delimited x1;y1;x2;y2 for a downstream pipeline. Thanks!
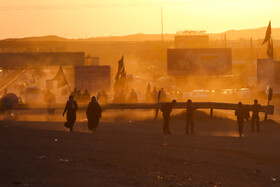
0;110;279;186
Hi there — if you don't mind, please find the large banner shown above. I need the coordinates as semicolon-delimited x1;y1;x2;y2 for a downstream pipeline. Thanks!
167;48;232;75
75;66;111;92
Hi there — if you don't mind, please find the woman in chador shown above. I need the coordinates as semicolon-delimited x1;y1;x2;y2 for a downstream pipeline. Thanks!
63;95;78;132
86;96;102;133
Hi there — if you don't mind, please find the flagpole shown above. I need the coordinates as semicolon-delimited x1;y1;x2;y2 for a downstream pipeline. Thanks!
66;81;72;94
63;67;72;94
61;65;72;94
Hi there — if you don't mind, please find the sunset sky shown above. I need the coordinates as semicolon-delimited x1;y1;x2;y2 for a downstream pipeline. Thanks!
0;0;279;39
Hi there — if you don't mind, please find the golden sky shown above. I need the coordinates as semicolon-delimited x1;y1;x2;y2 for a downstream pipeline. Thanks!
0;0;279;39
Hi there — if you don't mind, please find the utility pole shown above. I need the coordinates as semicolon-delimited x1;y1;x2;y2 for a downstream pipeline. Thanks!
224;34;227;48
161;7;164;42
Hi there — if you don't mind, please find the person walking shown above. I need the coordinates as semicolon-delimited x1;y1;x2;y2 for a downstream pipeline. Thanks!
251;99;261;132
86;96;102;133
63;95;78;132
160;100;176;134
127;89;138;103
186;99;196;135
235;102;245;137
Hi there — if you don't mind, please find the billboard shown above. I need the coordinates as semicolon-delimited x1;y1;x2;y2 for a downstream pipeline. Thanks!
74;66;111;92
0;52;85;68
167;48;232;75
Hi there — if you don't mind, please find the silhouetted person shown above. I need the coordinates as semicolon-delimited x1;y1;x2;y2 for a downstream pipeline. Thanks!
113;90;120;103
145;83;153;102
244;105;250;122
159;88;167;102
97;90;108;104
155;88;165;118
63;95;78;132
127;89;138;103
160;100;176;134
152;87;158;102
154;87;161;119
119;90;127;103
235;102;245;137
251;99;261;132
82;89;91;103
186;99;196;135
76;90;82;102
86;96;102;133
71;88;78;99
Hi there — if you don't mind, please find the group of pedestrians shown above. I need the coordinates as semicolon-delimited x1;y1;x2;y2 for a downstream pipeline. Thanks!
160;99;262;137
62;93;262;137
71;88;91;103
113;89;139;103
160;99;196;135
63;95;102;133
235;99;261;137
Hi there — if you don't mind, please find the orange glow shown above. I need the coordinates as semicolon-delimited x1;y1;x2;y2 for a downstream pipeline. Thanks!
0;0;279;39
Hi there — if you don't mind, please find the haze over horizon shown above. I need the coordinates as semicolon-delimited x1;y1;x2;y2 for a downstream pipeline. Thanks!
0;0;279;39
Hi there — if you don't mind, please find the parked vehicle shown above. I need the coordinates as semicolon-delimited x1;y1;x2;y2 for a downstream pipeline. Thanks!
238;88;251;99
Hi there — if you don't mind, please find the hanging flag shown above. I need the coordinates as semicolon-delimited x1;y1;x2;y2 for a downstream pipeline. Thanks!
118;56;124;72
115;55;126;80
262;21;271;44
115;71;120;81
120;68;126;78
266;39;274;58
52;66;68;88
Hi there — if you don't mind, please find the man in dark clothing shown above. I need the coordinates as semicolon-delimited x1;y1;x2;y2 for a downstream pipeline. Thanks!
86;96;102;133
63;95;78;132
186;99;196;135
152;87;158;102
235;102;245;137
158;88;167;102
145;83;153;102
76;90;82;103
118;90;126;103
251;99;261;132
127;89;138;103
71;88;78;99
160;100;176;134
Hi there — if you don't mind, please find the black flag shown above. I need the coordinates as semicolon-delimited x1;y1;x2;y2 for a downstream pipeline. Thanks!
115;55;126;80
118;56;124;72
262;21;271;44
267;39;274;58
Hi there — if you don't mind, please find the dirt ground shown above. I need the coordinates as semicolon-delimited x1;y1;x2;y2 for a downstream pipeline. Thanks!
0;110;280;187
